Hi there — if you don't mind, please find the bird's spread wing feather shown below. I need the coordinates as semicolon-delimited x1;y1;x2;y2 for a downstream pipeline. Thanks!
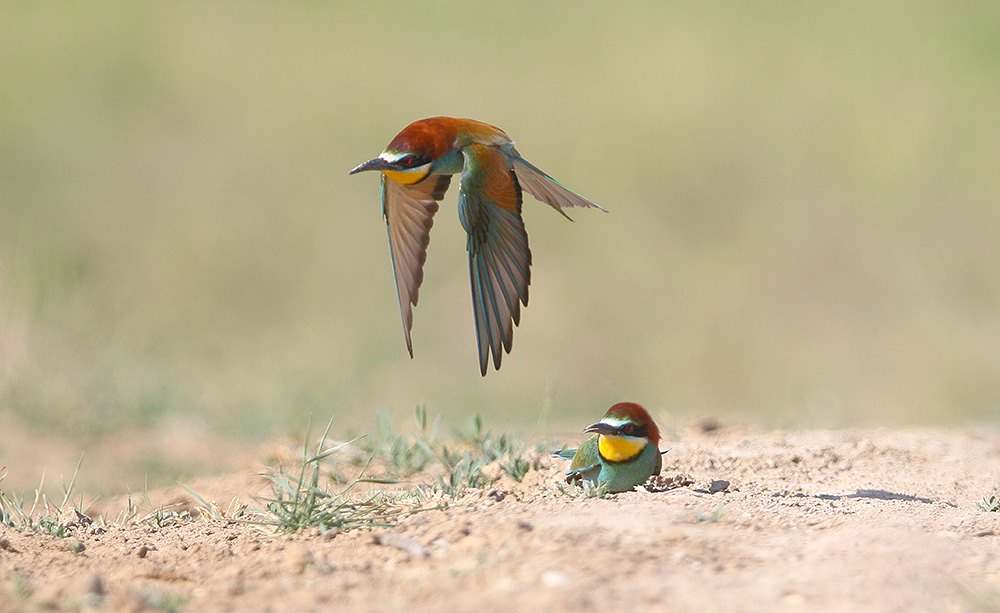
382;173;452;356
510;153;607;219
458;145;531;375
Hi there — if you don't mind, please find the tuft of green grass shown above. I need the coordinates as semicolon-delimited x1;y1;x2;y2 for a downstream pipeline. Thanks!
354;406;539;497
455;414;533;483
0;456;92;537
353;406;440;478
977;495;1000;512
255;416;445;534
0;455;201;537
430;449;489;496
125;477;200;529
557;480;611;499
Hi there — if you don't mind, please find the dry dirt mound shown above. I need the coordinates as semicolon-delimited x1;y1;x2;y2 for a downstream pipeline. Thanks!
3;423;1000;611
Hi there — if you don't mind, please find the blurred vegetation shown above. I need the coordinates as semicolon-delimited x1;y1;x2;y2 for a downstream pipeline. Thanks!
1;1;999;449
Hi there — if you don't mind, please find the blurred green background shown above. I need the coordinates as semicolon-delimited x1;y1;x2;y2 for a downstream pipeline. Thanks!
2;2;999;483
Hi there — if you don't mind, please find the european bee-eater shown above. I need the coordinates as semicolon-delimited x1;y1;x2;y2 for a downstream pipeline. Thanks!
349;117;605;375
559;402;662;493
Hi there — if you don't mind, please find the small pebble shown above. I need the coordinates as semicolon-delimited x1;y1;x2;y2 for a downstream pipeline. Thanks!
321;528;340;540
709;480;730;494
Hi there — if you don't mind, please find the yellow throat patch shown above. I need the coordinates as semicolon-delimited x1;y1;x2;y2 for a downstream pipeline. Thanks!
598;434;646;463
382;167;430;186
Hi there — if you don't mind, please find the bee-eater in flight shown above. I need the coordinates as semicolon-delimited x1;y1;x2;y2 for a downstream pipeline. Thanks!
350;117;605;375
558;402;662;493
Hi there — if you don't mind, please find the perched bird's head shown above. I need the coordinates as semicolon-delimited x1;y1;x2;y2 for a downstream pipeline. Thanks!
584;402;660;463
349;117;462;185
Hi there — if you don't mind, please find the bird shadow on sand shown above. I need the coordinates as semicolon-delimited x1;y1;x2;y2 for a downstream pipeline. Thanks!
781;489;940;504
641;473;696;493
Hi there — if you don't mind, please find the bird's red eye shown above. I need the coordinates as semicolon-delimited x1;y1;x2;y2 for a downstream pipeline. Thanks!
622;423;636;435
399;155;416;167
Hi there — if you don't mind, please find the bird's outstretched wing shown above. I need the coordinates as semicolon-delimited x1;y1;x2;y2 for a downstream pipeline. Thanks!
382;173;452;356
458;145;532;375
509;153;607;219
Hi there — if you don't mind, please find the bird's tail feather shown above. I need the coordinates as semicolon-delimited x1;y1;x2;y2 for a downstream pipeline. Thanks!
512;156;607;220
551;447;577;461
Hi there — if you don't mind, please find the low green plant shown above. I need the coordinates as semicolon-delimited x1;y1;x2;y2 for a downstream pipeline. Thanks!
256;416;443;533
978;495;1000;512
354;406;538;496
456;414;532;482
433;449;489;496
0;455;89;537
557;480;611;499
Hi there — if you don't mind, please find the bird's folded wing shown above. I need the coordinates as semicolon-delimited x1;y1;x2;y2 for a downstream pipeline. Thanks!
510;154;607;219
565;461;600;479
458;145;532;375
567;437;601;480
382;173;452;356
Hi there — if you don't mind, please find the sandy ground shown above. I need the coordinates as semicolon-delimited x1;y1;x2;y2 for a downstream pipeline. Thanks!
3;420;1000;612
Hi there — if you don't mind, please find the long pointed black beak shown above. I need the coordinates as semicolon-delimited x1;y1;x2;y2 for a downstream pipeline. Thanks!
349;157;392;175
583;422;618;436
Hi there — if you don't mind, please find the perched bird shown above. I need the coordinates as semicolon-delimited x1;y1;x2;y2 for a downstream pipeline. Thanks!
350;117;604;375
558;402;662;493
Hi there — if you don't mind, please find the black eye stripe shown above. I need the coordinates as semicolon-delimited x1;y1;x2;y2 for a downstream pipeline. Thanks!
396;154;428;169
618;423;644;436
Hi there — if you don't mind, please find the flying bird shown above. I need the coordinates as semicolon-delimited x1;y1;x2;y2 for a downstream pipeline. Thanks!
350;117;604;375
